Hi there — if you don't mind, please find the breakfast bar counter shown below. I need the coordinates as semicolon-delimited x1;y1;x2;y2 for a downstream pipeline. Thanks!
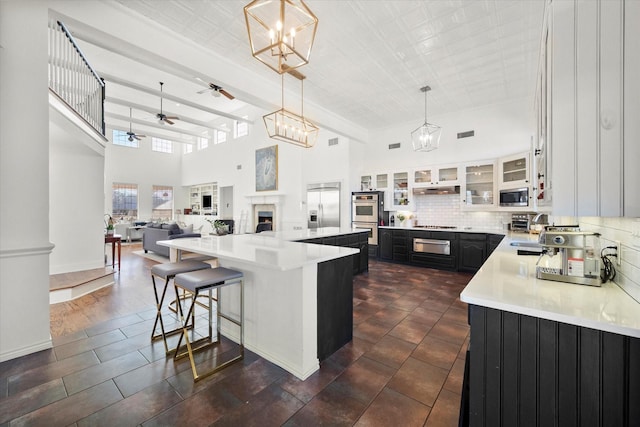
459;235;640;426
158;234;359;380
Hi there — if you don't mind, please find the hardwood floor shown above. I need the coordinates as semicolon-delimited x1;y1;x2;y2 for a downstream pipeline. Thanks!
1;244;473;426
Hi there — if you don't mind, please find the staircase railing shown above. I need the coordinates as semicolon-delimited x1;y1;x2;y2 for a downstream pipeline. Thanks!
48;19;105;136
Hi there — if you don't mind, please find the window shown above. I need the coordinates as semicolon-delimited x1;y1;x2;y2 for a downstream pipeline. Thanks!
151;137;173;153
151;185;173;220
214;130;227;144
234;117;249;138
183;143;193;154
197;137;209;150
112;129;139;148
112;183;138;217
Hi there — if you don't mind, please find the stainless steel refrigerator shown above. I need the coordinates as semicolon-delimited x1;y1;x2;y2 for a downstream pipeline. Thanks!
307;182;340;229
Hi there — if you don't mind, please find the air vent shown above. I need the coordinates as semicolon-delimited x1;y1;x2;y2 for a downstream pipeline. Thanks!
236;164;242;170
388;142;401;150
328;137;339;146
457;130;475;139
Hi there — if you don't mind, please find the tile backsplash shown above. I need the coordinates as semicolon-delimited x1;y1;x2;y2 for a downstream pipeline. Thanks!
407;194;513;230
554;216;640;304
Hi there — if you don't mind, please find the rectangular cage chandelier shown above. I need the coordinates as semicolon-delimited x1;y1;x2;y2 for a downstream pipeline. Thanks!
244;0;318;74
263;72;318;148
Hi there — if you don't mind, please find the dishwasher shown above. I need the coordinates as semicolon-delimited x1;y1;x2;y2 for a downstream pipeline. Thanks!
413;238;451;255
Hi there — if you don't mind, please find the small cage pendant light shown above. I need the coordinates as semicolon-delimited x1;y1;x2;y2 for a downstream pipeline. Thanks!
411;85;442;152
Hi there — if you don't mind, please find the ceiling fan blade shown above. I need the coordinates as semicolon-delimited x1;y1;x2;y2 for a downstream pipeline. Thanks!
137;134;146;138
196;88;210;94
165;116;179;120
220;89;235;100
134;135;141;141
164;118;175;125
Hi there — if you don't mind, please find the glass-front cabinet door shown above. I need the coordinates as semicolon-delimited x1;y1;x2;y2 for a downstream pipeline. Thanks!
437;166;459;185
392;172;410;208
462;162;496;207
499;152;530;189
360;174;373;191
413;168;433;186
376;173;388;191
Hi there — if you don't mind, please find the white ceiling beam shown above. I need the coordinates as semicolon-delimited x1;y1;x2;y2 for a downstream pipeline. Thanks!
105;112;207;140
100;73;253;124
105;96;229;133
104;122;197;145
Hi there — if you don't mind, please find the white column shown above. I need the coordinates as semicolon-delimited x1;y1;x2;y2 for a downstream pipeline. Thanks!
0;0;53;361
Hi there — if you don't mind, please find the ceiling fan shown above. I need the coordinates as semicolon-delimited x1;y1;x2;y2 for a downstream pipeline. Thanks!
197;82;235;100
126;107;146;142
156;82;179;125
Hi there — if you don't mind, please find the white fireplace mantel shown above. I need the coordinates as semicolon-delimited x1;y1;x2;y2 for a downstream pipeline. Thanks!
245;193;285;232
244;192;286;205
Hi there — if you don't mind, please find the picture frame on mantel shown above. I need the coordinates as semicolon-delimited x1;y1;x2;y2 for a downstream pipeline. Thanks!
255;145;278;191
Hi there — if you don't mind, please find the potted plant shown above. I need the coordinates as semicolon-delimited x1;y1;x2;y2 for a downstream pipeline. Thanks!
104;214;115;235
206;218;229;235
395;212;406;225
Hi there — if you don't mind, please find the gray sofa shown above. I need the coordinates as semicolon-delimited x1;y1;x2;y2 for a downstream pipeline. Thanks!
143;223;201;257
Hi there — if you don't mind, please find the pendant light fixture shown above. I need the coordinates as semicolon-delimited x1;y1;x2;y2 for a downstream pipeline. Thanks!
263;71;318;148
411;85;442;152
244;0;318;74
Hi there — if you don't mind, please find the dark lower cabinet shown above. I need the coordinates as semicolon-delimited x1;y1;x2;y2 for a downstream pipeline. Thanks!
379;229;505;273
458;234;487;273
316;256;353;361
379;229;393;260
466;305;640;427
297;231;368;274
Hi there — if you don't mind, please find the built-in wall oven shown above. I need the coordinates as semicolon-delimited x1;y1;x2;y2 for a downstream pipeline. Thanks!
351;191;384;247
352;222;379;247
352;193;379;223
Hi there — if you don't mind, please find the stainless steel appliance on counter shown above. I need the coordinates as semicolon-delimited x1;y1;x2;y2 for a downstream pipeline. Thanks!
511;213;535;232
536;226;602;287
351;191;385;247
307;182;340;229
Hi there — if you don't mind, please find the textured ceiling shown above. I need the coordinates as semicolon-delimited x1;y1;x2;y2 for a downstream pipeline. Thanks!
74;0;545;139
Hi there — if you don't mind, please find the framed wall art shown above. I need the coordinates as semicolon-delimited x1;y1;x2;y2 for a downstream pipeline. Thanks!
255;145;278;191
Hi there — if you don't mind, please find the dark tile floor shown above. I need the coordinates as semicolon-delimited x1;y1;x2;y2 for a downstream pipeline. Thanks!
1;248;473;426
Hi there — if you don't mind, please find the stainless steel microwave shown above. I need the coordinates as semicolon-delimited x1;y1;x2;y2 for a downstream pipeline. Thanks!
499;187;529;207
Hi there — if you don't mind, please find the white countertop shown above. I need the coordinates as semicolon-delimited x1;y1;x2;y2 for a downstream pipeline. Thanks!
158;233;359;271
460;234;640;338
259;226;368;241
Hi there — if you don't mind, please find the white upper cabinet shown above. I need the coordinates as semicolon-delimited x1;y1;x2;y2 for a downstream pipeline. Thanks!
548;0;639;217
499;152;530;190
412;165;459;187
392;171;412;209
461;161;496;209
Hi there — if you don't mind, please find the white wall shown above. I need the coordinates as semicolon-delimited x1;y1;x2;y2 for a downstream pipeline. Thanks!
49;107;105;274
0;0;52;362
363;98;534;172
181;106;360;231
104;126;184;221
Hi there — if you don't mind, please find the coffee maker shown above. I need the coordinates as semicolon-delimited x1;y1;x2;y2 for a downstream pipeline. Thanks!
536;226;602;287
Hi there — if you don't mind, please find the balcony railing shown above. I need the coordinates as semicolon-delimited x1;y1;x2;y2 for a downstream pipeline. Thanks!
48;19;105;135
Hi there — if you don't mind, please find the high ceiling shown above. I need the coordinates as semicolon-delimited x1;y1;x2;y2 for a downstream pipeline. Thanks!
65;0;546;142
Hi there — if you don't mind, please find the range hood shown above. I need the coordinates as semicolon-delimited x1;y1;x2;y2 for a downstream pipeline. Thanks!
412;185;460;195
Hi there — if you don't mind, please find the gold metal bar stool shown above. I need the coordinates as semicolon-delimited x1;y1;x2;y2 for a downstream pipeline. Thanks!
150;261;212;353
172;267;244;382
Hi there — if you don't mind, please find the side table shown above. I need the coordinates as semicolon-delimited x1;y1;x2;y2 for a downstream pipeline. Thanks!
104;234;122;271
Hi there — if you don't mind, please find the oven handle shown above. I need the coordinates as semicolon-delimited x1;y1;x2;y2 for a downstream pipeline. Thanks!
414;238;449;245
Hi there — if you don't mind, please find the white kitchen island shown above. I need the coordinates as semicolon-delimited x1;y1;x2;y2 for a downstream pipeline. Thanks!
158;234;359;380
